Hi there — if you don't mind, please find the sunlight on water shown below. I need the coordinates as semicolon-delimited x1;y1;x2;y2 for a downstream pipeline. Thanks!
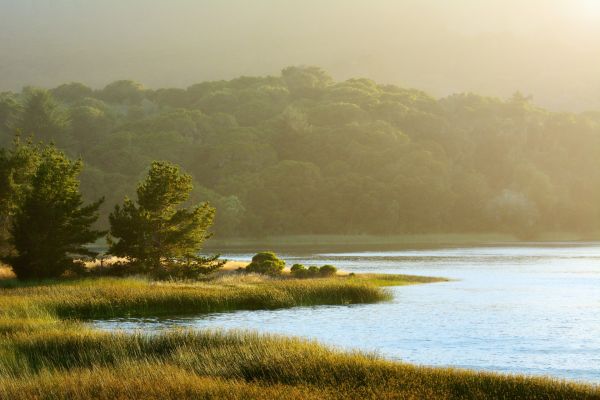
92;244;600;383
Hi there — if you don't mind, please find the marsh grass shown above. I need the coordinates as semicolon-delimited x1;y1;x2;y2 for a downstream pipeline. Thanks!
1;274;597;399
1;276;391;319
1;329;598;399
350;273;449;286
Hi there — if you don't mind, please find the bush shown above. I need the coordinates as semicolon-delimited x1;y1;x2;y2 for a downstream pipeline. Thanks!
88;261;141;277
319;265;337;277
154;256;226;280
245;252;285;276
290;264;307;278
307;266;320;277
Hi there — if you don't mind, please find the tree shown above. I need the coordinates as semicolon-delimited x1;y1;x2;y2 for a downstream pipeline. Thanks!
17;88;69;143
5;145;104;280
0;93;21;143
100;80;145;104
282;66;332;98
0;136;40;257
51;82;93;103
108;161;220;275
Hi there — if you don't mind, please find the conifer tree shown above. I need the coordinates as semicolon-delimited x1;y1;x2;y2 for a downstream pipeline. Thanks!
108;161;222;276
6;145;104;279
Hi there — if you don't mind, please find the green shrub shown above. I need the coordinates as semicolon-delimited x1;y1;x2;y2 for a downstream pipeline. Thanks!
319;265;337;277
307;266;320;277
154;256;226;280
245;252;285;276
290;264;307;277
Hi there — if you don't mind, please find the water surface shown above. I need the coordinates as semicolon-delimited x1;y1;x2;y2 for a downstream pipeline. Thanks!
92;244;600;383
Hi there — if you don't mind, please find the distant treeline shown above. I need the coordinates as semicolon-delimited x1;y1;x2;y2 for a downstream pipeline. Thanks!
1;66;599;238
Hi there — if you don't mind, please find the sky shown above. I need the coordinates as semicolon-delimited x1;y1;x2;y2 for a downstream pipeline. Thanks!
1;0;600;111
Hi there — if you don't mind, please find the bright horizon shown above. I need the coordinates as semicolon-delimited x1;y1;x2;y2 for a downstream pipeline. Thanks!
2;0;600;111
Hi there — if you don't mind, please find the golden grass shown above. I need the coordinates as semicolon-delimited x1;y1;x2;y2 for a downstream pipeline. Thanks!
0;329;598;400
0;264;15;280
0;274;597;399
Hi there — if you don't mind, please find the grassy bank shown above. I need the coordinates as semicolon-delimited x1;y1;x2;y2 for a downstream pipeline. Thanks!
1;329;598;399
0;275;397;320
1;274;598;399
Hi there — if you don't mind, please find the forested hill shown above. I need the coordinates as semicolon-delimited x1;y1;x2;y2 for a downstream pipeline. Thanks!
1;66;599;238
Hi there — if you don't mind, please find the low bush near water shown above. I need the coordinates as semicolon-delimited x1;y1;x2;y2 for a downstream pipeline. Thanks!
245;252;285;276
291;264;338;278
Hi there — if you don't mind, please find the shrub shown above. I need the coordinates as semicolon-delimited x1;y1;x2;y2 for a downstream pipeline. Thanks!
245;252;285;276
319;265;337;277
307;266;320;277
291;264;307;278
154;256;226;280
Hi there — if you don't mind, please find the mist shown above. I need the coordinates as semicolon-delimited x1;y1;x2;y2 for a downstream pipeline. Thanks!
2;0;600;111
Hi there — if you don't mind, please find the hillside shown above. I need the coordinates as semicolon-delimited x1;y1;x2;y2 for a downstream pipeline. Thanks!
2;66;600;237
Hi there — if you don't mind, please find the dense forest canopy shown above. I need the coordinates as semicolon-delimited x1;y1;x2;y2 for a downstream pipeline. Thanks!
1;66;600;238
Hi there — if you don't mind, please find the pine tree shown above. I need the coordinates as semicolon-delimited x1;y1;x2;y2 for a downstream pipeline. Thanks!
5;145;104;279
0;136;40;257
108;161;222;276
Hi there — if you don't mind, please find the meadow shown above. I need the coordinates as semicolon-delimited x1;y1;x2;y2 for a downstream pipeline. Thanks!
0;270;598;399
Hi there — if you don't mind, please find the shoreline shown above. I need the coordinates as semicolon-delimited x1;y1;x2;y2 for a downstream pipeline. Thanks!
1;273;598;398
204;233;600;252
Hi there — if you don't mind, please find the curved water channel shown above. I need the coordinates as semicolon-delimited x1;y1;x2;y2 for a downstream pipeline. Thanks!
91;244;600;383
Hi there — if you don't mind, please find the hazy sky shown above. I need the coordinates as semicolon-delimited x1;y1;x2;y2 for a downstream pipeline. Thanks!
1;0;600;111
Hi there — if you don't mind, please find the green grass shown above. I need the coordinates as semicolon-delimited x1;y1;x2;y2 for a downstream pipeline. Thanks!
0;274;598;399
350;273;449;287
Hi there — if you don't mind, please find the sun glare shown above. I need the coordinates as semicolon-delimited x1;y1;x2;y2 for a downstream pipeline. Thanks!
579;0;600;19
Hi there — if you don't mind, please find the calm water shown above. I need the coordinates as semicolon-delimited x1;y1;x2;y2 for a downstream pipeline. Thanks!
92;244;600;383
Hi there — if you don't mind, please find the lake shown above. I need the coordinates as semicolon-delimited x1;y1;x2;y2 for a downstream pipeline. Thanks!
92;244;600;383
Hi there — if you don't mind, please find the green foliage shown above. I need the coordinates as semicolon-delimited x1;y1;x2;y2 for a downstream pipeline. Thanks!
157;255;226;280
51;82;94;103
16;88;69;144
0;137;40;256
4;144;104;279
108;161;219;276
290;264;337;278
319;265;337;277
4;67;600;237
99;80;145;104
290;263;307;277
245;251;285;275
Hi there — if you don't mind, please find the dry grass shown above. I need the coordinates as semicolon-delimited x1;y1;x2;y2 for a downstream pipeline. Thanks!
0;264;15;280
0;329;598;400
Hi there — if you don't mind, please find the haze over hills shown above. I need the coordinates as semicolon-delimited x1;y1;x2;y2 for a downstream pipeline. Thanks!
2;67;600;238
2;0;600;112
